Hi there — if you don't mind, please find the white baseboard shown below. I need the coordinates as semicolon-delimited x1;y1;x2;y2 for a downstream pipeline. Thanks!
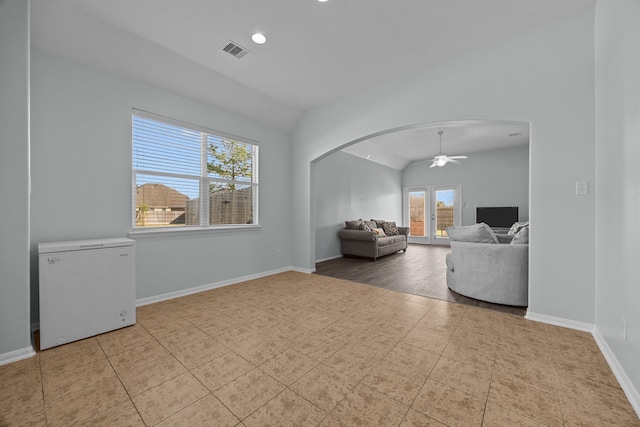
136;266;295;306
525;310;594;332
592;329;640;419
0;346;36;367
315;254;343;263
527;311;639;419
291;266;315;274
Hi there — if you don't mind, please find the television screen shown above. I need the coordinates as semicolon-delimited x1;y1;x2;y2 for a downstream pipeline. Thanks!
476;207;519;228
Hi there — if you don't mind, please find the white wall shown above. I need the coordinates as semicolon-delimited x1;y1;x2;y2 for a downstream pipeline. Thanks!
30;49;293;319
403;145;529;225
293;8;596;323
314;151;402;261
0;0;32;361
595;0;640;405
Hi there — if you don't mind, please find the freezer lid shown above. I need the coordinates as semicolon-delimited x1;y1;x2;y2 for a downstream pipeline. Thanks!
38;237;135;254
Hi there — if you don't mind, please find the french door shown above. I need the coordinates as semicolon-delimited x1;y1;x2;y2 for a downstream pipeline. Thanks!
405;185;461;245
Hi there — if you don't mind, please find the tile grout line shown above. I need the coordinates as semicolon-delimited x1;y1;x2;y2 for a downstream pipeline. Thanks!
95;334;147;426
37;353;49;427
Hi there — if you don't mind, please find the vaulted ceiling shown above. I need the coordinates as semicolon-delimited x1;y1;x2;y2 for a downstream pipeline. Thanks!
30;0;594;168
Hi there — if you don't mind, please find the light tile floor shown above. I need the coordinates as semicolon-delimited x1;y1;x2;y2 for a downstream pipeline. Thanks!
1;271;638;426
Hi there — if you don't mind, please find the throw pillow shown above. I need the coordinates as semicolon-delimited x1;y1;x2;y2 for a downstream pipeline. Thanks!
345;219;363;230
382;221;399;236
507;221;529;235
372;228;387;237
510;226;529;244
371;219;385;228
446;223;499;244
359;223;372;232
364;220;378;231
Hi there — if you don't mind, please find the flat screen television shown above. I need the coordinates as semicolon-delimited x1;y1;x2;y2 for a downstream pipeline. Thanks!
476;206;519;228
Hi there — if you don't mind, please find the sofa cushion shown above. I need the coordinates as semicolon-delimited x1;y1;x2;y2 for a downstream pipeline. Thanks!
378;234;405;246
508;221;529;235
446;223;499;244
510;226;529;244
372;228;387;237
345;219;363;230
382;221;399;236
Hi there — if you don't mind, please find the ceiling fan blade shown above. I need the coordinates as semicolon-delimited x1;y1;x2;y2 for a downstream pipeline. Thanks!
411;159;431;165
447;159;460;164
429;162;438;168
448;155;468;159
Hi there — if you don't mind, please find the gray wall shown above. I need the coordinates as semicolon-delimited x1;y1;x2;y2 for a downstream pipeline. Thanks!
403;145;529;225
292;8;595;325
30;49;293;320
314;151;402;261
0;0;32;359
595;0;640;403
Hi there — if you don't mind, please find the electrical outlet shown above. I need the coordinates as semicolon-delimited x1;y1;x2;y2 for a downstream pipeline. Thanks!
275;249;281;258
576;181;589;195
622;318;628;341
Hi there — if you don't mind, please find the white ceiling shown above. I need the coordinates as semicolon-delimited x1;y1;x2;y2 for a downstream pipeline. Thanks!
30;0;592;168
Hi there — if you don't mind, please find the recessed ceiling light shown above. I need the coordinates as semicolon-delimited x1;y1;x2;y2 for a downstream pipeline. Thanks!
318;0;328;2
251;33;267;45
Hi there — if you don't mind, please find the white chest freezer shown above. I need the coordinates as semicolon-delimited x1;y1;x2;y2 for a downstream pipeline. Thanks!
38;237;136;350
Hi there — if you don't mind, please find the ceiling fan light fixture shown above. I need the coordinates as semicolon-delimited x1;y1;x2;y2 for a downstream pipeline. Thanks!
429;130;467;168
432;156;448;167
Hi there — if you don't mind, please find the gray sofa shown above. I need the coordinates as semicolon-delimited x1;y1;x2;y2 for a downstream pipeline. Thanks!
445;223;529;306
338;219;409;261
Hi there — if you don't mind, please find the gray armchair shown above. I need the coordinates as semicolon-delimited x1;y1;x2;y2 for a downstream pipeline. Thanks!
445;240;528;306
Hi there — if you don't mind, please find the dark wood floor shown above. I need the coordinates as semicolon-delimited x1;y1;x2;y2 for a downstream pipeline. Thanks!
314;244;526;316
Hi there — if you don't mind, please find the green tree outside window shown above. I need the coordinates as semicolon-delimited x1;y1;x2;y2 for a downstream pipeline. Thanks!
208;139;252;192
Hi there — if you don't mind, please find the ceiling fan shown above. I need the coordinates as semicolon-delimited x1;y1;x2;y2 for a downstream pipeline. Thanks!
428;130;468;168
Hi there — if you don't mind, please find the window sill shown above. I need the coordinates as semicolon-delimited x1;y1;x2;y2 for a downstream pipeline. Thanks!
129;225;261;238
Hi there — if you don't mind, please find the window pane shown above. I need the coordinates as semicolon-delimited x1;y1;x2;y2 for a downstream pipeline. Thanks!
135;174;199;227
132;110;258;230
209;184;255;225
207;136;255;183
133;115;201;176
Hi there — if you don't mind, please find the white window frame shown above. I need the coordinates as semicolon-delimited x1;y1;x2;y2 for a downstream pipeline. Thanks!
130;109;259;237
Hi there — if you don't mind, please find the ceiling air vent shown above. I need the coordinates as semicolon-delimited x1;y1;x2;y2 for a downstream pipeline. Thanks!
222;40;250;59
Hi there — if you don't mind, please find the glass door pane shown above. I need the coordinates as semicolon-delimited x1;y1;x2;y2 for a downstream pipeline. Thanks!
430;185;461;245
409;190;427;239
435;189;455;238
